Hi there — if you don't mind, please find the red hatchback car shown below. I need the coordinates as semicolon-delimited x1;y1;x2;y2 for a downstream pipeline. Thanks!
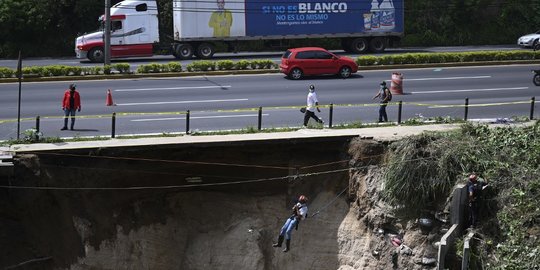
280;47;358;80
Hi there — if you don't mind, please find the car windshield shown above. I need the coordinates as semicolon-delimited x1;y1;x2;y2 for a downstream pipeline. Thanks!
282;50;292;59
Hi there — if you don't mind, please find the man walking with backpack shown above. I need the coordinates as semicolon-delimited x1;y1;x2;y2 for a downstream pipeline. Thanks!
303;85;324;127
372;81;392;122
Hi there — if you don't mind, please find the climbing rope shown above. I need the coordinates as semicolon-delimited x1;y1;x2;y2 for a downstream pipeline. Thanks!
309;185;349;218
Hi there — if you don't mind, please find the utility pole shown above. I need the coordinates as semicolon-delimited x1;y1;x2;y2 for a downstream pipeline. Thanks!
104;0;111;65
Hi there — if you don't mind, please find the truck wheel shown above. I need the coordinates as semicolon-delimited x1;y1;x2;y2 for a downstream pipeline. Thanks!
349;38;368;54
88;47;105;63
195;43;215;59
175;43;194;59
369;37;386;53
338;66;352;78
289;68;303;80
341;39;353;53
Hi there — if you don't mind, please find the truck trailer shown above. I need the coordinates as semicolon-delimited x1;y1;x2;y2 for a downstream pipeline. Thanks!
75;0;404;62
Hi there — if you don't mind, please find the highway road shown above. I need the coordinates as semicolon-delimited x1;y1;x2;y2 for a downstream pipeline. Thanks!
0;45;522;70
0;64;539;140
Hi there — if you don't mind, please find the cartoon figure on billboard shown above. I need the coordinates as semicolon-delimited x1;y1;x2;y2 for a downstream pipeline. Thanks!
209;0;233;37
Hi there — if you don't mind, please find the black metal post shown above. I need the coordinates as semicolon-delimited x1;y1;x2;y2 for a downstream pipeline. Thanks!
531;97;536;120
398;101;402;124
258;107;262;130
35;116;40;133
16;51;22;140
464;98;469;121
329;103;333;128
186;110;190;134
111;112;116;138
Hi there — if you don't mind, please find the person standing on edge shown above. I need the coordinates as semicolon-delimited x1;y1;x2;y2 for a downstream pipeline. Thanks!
61;84;81;130
467;173;488;228
303;85;323;127
273;195;309;252
372;81;390;122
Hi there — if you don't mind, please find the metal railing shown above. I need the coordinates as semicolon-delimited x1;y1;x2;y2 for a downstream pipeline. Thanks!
2;97;537;139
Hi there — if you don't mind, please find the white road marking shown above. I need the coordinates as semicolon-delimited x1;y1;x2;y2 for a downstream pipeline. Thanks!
402;75;491;81
411;87;528;94
131;113;269;122
115;85;232;92
117;98;248;106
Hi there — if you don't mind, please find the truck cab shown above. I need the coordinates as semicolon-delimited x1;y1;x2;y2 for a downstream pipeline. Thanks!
75;0;159;62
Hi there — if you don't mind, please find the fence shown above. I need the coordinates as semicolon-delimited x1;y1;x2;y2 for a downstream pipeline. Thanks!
1;97;537;139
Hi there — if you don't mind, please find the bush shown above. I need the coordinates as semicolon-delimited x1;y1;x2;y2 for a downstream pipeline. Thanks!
186;60;216;71
257;59;275;69
112;63;131;74
0;67;15;78
136;63;168;73
82;66;102;75
217;60;234;70
66;66;83;76
235;60;250;70
357;56;378;66
356;50;540;66
103;65;112;75
167;62;182;72
22;66;46;76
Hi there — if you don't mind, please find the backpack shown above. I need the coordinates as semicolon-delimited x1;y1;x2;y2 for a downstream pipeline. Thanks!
383;87;392;102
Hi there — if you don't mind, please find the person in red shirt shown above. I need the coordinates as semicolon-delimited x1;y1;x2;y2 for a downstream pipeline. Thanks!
61;84;81;130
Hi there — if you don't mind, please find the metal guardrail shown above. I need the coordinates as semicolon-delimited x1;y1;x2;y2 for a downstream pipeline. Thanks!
0;97;537;139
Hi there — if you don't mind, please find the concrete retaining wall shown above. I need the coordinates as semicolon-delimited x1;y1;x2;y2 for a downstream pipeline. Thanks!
437;184;467;270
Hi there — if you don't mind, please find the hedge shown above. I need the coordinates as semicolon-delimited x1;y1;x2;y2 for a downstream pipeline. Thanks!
1;51;539;78
356;50;540;66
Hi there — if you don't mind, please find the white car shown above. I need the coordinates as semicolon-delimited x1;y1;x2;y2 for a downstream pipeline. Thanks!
518;30;540;48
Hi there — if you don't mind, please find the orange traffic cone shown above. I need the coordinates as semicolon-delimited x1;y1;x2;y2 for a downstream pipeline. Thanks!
106;89;115;106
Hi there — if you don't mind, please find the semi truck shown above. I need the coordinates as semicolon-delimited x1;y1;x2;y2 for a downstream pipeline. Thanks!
75;0;404;62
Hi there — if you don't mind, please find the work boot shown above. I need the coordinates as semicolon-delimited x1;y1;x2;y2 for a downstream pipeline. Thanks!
283;239;290;252
70;119;75;130
61;118;68;130
273;235;284;248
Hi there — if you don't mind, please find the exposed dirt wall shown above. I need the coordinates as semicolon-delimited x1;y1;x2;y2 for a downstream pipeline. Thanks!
0;136;446;269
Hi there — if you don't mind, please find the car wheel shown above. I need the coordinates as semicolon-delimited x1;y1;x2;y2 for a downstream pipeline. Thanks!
289;68;303;80
533;74;540;86
534;41;540;51
339;66;352;78
88;47;105;63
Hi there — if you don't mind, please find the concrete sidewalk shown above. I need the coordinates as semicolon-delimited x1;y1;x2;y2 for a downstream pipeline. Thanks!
2;124;460;153
2;121;535;153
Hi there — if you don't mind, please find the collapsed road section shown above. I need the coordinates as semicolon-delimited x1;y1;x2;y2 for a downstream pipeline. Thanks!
0;134;454;269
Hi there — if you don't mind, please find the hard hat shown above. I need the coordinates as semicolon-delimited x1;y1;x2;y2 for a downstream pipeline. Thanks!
469;174;477;181
299;195;308;203
309;85;315;90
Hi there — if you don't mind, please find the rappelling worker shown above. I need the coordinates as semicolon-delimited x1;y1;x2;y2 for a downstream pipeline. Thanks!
272;195;309;252
467;173;488;228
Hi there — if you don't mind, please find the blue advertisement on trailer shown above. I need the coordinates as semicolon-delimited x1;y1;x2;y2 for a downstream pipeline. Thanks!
245;0;403;36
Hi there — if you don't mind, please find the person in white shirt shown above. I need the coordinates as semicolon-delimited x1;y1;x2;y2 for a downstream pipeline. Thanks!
272;195;309;252
304;85;324;127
